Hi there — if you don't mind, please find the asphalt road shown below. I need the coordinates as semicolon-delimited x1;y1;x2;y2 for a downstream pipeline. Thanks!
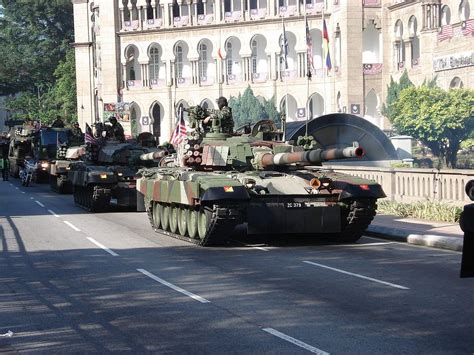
1;180;473;354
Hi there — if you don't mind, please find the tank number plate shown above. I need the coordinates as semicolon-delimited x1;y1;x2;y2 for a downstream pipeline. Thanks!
285;202;307;209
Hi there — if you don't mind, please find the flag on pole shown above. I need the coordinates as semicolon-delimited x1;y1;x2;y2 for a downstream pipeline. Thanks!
305;18;314;79
322;19;332;71
84;123;97;144
281;21;289;70
170;107;187;146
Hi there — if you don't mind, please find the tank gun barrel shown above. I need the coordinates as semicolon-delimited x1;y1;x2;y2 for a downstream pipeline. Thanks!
260;144;364;168
139;150;169;161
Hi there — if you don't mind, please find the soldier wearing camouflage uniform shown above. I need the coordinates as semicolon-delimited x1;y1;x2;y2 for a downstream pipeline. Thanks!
203;97;234;134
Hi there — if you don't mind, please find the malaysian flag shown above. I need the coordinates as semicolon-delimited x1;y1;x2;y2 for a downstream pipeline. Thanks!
281;21;289;70
170;108;187;146
323;19;332;71
437;25;453;41
84;123;97;144
462;19;474;36
306;18;314;79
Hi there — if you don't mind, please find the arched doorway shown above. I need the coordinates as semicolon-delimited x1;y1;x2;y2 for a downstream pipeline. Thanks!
150;101;164;142
130;103;141;137
307;92;324;118
280;94;297;121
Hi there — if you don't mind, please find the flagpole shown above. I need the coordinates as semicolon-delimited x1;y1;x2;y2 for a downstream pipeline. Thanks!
305;10;310;136
322;6;326;116
282;16;289;142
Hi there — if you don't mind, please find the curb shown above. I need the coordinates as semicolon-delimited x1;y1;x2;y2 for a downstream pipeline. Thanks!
366;225;463;252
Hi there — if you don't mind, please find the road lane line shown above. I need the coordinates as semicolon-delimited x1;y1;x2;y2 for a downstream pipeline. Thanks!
30;197;34;199
137;268;210;304
262;328;329;354
20;191;25;194
47;209;60;218
86;237;119;256
303;261;409;290
63;221;81;232
35;200;45;208
15;187;19;190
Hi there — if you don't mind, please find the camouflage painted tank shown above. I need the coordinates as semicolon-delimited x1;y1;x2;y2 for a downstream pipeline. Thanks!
69;130;167;212
136;106;386;246
49;143;85;193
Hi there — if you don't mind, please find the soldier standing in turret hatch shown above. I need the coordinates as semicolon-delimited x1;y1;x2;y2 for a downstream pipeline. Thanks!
108;117;125;142
203;96;234;134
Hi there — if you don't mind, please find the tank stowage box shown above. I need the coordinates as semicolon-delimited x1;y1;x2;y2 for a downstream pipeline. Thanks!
137;108;386;246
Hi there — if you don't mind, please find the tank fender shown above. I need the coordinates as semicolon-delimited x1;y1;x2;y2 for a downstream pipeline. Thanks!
201;185;250;202
331;180;386;201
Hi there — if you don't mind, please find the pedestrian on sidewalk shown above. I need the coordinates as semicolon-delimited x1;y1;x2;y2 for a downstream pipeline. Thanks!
0;157;10;181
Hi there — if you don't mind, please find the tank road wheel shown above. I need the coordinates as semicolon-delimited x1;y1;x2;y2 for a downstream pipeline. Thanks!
177;207;189;236
160;204;171;231
169;205;179;233
153;202;162;230
187;209;199;239
197;207;213;241
333;199;377;243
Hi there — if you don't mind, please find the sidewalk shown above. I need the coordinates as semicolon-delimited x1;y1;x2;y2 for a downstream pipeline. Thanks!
367;214;464;252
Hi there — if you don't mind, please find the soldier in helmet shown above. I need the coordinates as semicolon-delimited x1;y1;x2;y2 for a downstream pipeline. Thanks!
108;116;125;142
203;96;234;134
51;116;65;128
71;122;83;137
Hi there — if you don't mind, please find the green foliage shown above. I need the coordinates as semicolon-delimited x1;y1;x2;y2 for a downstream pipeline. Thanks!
0;0;74;94
391;86;474;168
6;49;77;125
228;86;281;128
378;200;463;223
381;70;413;122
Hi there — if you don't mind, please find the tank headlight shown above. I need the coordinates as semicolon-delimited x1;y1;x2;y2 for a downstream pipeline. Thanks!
66;167;71;170
100;174;108;179
117;172;123;177
41;162;49;168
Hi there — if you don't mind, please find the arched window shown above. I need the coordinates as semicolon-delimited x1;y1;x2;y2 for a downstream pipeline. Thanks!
450;77;463;88
335;25;341;68
131;0;138;20
150;101;162;141
459;0;471;21
197;0;204;15
394;20;403;39
146;0;153;20
175;45;183;78
198;43;208;79
441;5;451;25
363;21;381;63
149;47;160;81
172;0;180;18
251;40;257;74
123;0;130;22
226;42;233;75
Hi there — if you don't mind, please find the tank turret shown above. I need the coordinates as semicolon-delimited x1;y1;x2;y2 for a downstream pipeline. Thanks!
137;104;386;246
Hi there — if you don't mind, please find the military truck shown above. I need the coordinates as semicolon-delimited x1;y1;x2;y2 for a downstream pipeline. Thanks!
7;124;73;180
136;106;386;246
68;130;167;212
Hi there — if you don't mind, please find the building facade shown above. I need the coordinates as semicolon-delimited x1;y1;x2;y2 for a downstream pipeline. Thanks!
73;0;474;142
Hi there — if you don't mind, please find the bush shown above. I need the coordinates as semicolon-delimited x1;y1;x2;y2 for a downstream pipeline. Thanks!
377;200;462;223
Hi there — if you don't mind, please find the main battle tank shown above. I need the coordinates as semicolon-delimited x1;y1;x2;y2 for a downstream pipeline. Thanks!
49;143;85;193
69;130;167;212
136;106;386;246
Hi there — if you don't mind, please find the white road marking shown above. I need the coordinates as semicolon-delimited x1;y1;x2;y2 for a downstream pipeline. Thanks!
35;200;45;208
137;268;210;304
262;328;329;355
63;221;80;232
47;209;60;218
86;237;119;257
20;191;25;194
30;197;34;200
15;187;19;190
303;261;409;290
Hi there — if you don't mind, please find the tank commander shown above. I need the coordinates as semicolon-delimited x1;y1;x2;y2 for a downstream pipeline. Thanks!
71;122;83;137
107;117;125;142
203;96;234;134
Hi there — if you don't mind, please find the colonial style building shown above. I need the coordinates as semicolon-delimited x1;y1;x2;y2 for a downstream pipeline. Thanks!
73;0;474;141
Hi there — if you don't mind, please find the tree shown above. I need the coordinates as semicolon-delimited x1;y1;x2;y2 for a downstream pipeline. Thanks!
0;0;74;95
391;86;474;168
381;70;413;123
228;86;280;128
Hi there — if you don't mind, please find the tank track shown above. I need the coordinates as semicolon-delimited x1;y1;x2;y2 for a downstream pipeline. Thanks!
333;198;377;242
73;185;111;213
147;203;241;246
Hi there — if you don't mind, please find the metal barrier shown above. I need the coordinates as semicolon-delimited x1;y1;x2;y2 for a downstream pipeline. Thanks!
324;165;474;205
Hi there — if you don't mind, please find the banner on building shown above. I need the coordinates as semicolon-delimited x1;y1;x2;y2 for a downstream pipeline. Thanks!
103;102;132;138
